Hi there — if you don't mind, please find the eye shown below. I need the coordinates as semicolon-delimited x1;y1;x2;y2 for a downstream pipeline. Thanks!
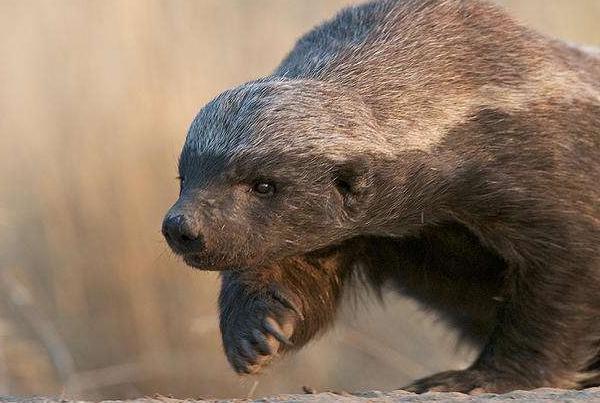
252;181;276;196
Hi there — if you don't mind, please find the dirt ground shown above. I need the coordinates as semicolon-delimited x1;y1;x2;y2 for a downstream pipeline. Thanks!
2;388;600;403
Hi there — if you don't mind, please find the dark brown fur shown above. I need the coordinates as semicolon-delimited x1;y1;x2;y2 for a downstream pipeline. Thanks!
163;0;600;393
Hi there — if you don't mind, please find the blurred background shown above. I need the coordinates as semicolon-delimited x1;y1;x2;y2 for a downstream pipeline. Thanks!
0;0;598;400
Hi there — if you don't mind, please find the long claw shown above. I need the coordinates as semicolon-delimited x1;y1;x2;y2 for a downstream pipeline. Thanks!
263;317;293;346
252;329;276;355
231;356;249;375
400;383;419;393
271;288;304;320
239;339;258;364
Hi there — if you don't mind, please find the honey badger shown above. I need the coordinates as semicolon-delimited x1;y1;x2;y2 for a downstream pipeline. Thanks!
162;0;600;394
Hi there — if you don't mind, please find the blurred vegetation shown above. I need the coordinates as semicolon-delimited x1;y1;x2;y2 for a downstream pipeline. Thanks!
0;0;598;400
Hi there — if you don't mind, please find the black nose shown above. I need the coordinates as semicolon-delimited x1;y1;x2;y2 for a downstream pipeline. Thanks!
162;214;203;252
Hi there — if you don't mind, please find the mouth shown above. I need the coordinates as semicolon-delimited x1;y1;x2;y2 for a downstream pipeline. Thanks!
182;254;236;271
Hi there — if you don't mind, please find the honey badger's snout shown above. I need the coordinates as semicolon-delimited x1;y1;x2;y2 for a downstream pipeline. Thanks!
162;210;204;255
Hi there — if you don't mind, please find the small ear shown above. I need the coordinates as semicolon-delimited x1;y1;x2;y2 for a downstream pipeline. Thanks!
333;157;373;210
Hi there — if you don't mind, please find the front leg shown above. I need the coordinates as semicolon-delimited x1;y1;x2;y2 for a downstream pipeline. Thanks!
219;248;352;375
219;271;302;374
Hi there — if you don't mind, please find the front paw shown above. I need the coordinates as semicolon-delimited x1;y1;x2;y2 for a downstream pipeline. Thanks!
402;369;521;394
220;285;302;375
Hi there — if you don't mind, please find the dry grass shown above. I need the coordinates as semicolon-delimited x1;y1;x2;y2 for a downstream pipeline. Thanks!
0;0;598;400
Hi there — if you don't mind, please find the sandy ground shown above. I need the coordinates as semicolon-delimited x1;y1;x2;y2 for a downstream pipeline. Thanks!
2;388;600;403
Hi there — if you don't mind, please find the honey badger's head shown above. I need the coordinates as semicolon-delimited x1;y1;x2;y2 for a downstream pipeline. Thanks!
162;78;384;270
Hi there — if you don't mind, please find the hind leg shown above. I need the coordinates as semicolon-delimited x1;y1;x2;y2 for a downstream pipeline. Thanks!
401;221;600;393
